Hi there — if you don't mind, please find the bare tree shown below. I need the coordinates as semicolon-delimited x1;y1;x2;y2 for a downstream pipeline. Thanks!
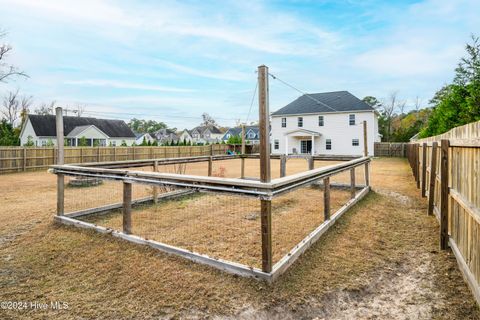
1;89;21;125
72;104;85;117
0;30;28;83
382;91;401;142
201;112;218;127
34;101;56;115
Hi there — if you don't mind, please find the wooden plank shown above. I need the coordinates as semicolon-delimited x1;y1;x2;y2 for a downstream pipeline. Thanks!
428;142;438;215
324;177;330;220
123;182;132;234
440;139;450;250
308;156;314;170
421;143;427;197
55;107;64;165
449;238;480;307
363;120;368;156
416;144;420;189
260;199;272;273
450;188;480;225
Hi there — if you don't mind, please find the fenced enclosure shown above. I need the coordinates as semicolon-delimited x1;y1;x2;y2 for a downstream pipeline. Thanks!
407;120;480;306
0;144;234;174
374;142;407;157
51;154;371;281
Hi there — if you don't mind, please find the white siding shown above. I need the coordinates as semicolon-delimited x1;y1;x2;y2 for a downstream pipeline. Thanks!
271;111;378;156
20;118;39;146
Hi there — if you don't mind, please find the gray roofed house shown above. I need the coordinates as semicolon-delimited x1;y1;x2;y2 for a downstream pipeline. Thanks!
222;126;260;144
153;128;178;144
270;90;380;156
271;91;374;116
20;114;136;147
190;125;224;144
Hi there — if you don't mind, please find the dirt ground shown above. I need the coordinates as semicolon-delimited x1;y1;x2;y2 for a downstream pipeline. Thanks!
0;158;479;319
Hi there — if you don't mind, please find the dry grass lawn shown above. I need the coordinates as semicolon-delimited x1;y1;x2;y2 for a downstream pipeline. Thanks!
0;158;479;319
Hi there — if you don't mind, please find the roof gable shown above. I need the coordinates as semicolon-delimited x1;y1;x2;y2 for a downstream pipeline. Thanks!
272;91;374;116
27;115;136;138
66;125;109;138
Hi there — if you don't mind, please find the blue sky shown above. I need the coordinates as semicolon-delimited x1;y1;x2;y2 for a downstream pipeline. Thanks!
0;0;479;128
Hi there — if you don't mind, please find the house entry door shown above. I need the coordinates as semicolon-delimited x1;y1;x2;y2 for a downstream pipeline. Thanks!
300;140;312;154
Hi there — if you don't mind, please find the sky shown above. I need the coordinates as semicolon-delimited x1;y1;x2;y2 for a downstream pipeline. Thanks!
0;0;479;129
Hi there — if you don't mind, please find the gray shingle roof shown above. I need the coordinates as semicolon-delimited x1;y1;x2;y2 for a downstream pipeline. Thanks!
271;91;374;116
28;114;136;138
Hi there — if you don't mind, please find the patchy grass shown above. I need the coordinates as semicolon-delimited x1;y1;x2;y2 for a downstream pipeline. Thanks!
0;157;478;319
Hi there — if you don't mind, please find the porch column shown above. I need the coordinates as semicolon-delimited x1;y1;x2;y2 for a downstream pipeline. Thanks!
311;135;315;155
285;135;288;155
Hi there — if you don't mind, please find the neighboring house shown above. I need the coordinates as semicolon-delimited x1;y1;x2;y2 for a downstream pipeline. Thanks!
152;128;178;145
190;125;224;144
177;129;193;144
135;132;155;145
409;132;420;142
270;91;380;156
222;126;260;144
20;114;136;147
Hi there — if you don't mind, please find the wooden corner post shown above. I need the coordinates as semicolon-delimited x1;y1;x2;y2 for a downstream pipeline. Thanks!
123;181;132;234
427;142;438;215
440;139;450;250
55;107;65;216
280;154;286;178
258;65;272;273
324;177;330;220
241;124;246;179
421;142;427;197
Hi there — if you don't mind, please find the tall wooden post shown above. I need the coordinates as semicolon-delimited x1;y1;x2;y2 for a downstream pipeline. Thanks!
280;154;286;178
416;144;420;189
55;107;64;216
427;142;438;216
350;168;356;199
23;147;26;172
123;181;132;234
153;160;159;204
440;139;450;250
241;124;246;179
324;177;330;220
258;65;272;273
421;142;427;197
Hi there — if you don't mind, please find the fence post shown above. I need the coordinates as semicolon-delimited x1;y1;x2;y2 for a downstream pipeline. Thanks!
427;142;438;216
241;125;246;179
123;181;132;234
258;64;272;273
440;139;450;250
421;142;427;197
55;107;64;216
416;144;420;189
97;146;100;162
308;155;314;170
280;154;286;178
208;156;213;176
23;147;26;172
210;144;214;156
153;160;158;204
363;121;369;186
324;177;330;220
350;168;356;198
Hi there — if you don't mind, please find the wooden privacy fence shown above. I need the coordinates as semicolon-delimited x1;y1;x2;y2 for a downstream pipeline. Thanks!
406;120;480;306
374;142;407;157
0;144;233;174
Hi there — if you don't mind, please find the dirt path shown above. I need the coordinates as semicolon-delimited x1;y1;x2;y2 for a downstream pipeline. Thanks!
0;158;479;319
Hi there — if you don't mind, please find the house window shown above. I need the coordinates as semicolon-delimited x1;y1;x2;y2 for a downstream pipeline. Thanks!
326;139;332;150
226;133;231;139
41;140;47;147
352;139;359;146
349;114;355;125
298;117;303;127
112;141;116;146
274;139;279;150
281;118;286;128
248;132;255;139
318;115;324;126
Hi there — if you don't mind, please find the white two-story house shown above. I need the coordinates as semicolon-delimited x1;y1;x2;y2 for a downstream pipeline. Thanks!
270;91;380;156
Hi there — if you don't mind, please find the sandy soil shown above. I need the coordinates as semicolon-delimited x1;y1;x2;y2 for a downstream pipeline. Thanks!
0;157;478;319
